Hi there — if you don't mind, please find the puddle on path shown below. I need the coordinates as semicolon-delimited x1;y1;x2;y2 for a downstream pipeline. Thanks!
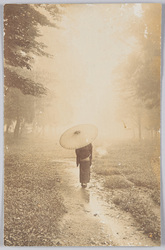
52;158;111;222
52;158;157;246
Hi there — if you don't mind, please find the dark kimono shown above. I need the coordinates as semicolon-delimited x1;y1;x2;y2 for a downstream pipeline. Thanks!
75;144;92;184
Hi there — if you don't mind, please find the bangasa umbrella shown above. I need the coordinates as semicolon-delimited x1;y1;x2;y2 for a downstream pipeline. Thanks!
59;124;98;150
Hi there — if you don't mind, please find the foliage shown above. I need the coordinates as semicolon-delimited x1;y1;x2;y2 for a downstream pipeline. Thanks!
4;88;35;136
4;4;60;96
4;4;62;137
113;4;161;137
4;68;47;96
4;4;56;69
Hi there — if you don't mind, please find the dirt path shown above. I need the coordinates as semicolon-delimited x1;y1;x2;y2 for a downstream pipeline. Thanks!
51;158;157;247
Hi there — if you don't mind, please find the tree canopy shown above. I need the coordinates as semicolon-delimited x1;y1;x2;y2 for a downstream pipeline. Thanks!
117;4;161;109
114;4;161;138
4;4;62;138
4;4;60;96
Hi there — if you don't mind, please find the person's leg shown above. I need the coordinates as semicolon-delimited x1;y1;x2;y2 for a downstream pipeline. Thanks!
81;183;87;188
80;161;90;187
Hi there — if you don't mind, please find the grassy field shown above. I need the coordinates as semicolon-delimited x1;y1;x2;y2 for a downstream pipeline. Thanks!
4;138;68;246
93;139;161;242
4;136;161;245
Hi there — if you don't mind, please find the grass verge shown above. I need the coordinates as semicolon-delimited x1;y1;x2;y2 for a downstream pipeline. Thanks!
113;190;161;241
4;145;67;246
93;140;161;243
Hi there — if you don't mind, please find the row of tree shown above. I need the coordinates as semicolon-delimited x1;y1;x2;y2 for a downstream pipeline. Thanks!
114;4;161;139
4;4;61;138
4;4;161;140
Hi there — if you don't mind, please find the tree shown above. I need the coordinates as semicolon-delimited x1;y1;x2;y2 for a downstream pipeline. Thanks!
114;4;161;139
4;4;62;138
4;4;60;96
4;67;47;97
4;88;35;138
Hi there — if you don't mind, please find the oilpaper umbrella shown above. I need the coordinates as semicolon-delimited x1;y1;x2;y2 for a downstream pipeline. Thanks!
59;124;98;149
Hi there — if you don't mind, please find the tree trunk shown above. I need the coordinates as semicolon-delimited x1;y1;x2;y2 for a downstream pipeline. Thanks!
138;113;142;140
19;120;25;135
14;117;20;139
5;119;12;133
6;124;10;133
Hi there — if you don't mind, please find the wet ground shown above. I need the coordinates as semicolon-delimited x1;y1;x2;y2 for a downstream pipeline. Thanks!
4;140;160;246
50;158;158;246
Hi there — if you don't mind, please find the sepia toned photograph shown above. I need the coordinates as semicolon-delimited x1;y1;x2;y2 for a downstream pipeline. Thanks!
4;3;161;246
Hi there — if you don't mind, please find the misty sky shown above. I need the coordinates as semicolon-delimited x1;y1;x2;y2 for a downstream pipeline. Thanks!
32;3;160;140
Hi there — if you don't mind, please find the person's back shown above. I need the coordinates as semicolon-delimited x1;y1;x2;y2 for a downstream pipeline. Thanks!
76;143;92;160
75;143;93;188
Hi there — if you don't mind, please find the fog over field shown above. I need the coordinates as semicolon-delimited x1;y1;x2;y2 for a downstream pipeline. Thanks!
4;3;159;143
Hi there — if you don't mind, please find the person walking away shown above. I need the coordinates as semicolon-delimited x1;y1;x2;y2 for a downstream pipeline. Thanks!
75;143;92;188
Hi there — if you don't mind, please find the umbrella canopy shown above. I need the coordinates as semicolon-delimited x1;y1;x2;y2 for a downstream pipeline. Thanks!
59;124;98;149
